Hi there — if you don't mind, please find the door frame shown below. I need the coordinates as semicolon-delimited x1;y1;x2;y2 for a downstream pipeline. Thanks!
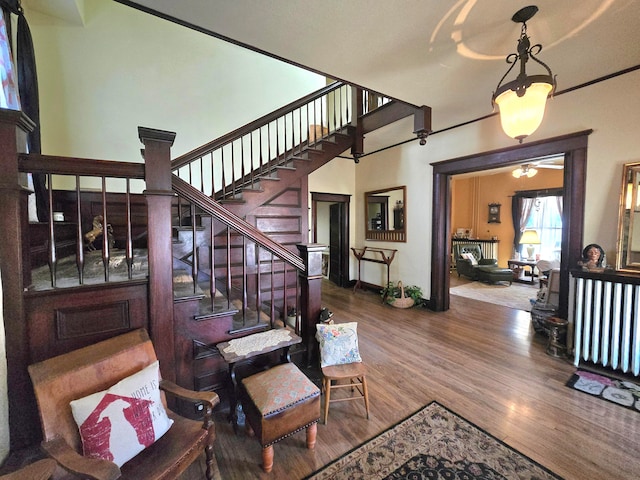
430;130;592;319
311;192;351;287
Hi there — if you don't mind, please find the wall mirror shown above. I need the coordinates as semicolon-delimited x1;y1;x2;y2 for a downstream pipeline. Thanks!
365;186;406;242
616;162;640;271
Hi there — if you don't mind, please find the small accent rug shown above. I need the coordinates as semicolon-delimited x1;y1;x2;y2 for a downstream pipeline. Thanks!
566;369;640;412
450;281;537;312
305;401;562;480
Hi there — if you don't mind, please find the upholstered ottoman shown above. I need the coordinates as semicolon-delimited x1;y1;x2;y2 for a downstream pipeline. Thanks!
476;266;513;285
240;362;320;472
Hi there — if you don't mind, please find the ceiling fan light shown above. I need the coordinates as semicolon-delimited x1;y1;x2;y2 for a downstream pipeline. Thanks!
526;166;538;177
495;82;553;142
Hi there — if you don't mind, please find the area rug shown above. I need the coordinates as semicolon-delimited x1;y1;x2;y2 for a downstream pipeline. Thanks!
566;369;640;412
305;401;562;480
450;281;538;312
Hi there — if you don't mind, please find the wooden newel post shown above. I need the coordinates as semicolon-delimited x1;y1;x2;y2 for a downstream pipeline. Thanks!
139;126;177;382
296;244;325;366
0;109;38;449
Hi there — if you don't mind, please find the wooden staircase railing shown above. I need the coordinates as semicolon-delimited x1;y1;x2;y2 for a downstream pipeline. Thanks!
171;82;391;203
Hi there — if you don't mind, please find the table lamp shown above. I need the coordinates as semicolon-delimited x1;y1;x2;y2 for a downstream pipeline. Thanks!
519;229;540;260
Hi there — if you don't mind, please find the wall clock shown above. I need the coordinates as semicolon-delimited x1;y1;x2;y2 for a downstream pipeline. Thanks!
488;203;501;223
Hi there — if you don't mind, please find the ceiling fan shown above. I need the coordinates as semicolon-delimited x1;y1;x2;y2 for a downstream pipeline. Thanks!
512;158;563;178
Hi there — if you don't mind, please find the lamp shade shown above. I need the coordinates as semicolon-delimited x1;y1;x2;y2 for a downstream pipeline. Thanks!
519;229;541;245
495;82;553;142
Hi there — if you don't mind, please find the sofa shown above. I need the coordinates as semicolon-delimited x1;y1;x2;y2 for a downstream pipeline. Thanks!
453;243;513;285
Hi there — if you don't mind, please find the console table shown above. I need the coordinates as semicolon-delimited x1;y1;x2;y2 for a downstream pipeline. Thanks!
351;246;397;301
507;259;538;284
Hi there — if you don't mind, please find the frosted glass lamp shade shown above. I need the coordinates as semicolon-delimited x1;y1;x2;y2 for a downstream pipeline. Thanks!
495;82;553;142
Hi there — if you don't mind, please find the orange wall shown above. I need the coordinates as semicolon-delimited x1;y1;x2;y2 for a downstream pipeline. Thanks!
452;169;563;267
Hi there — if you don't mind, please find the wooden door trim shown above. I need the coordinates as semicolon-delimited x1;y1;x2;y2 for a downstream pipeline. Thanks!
311;192;351;287
430;130;592;318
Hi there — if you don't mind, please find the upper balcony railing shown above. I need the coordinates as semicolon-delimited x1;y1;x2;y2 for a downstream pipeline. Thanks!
171;82;391;200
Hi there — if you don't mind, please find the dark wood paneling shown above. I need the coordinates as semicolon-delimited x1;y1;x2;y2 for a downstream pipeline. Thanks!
24;281;149;363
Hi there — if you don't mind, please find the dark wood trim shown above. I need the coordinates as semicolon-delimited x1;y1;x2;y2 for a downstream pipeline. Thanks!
19;154;146;178
430;130;593;317
311;192;351;288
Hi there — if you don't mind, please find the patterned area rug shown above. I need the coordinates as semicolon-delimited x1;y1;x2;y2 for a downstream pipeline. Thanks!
567;369;640;412
450;281;538;312
305;401;562;480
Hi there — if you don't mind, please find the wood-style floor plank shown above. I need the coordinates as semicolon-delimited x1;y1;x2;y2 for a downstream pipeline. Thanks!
182;278;640;480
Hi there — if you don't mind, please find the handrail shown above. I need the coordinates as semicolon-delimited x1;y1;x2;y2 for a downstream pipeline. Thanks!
19;154;146;179
172;175;306;272
172;81;346;169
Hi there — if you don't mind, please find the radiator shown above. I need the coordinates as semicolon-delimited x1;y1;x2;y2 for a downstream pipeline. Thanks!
571;275;640;376
451;239;498;260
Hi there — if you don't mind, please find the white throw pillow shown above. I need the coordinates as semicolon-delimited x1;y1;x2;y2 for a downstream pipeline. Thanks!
316;322;363;368
462;252;478;265
69;361;173;467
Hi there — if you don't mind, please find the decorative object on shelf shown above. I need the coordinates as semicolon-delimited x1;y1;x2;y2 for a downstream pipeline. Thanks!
491;5;556;143
380;281;422;308
578;243;606;272
519;229;540;260
512;164;538;178
488;203;501;223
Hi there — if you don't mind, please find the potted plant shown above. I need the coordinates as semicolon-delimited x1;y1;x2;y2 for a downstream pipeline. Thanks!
380;281;423;308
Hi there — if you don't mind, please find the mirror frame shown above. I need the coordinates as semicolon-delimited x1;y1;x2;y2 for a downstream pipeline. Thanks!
365;186;406;242
616;162;640;272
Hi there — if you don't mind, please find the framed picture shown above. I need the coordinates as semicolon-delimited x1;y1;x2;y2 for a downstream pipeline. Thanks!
488;203;501;223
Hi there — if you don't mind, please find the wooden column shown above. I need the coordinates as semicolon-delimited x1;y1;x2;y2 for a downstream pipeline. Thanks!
296;243;324;366
140;127;177;382
0;109;38;449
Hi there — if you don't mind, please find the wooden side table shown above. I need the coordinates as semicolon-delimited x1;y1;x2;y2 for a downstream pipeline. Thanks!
507;259;538;284
217;328;302;428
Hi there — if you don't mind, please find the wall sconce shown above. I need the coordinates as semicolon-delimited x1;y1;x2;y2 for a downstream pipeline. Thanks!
512;164;538;178
491;5;556;143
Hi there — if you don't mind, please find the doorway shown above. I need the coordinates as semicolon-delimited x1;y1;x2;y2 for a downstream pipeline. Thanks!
311;192;351;287
430;130;592;319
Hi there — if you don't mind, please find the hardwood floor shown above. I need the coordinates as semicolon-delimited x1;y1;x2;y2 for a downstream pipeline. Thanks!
186;278;639;479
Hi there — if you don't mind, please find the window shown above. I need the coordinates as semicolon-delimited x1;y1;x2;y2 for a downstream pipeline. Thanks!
523;196;562;261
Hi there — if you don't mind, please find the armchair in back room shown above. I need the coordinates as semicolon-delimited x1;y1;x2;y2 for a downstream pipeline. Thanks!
453;243;498;280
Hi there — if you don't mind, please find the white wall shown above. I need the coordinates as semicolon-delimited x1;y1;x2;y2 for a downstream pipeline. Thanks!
28;0;326;160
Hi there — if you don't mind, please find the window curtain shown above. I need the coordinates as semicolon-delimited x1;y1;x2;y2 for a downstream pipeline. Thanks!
0;0;48;221
511;196;535;256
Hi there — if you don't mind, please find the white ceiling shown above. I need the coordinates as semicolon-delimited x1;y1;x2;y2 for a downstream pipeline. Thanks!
119;0;640;140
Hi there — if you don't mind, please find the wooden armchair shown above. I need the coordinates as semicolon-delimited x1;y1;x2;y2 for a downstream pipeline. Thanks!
28;329;220;480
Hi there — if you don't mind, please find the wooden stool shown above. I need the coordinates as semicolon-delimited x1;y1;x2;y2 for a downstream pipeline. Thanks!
545;316;569;357
322;362;369;424
240;363;320;472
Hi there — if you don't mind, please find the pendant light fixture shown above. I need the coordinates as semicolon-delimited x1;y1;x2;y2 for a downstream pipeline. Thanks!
491;5;556;143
